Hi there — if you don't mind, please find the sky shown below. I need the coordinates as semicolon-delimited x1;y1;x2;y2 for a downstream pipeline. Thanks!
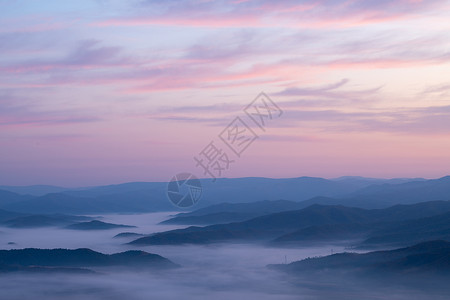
1;0;450;186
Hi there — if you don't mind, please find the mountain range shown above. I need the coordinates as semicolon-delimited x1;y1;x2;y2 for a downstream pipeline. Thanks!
270;240;450;278
65;220;136;230
0;248;178;273
0;176;447;214
130;200;450;247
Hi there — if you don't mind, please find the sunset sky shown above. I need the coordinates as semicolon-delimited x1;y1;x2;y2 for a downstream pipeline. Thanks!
1;0;450;186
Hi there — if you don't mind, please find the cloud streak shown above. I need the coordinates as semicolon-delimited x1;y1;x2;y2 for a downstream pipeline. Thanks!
147;81;450;135
98;0;447;29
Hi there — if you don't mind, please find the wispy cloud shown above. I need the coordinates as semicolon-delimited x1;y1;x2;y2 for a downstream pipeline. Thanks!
98;0;447;29
1;39;131;73
275;78;382;97
0;91;102;128
422;82;450;95
278;105;450;135
260;134;327;143
147;80;450;135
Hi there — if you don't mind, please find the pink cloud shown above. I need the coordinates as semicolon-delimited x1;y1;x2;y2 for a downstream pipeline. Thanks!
95;0;447;29
0;40;132;73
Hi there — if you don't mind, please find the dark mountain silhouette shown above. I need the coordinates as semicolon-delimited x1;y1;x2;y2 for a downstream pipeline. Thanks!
270;240;450;277
0;209;24;222
161;200;304;225
361;212;450;247
161;212;258;225
132;201;450;245
131;227;267;245
0;263;95;274
0;248;178;272
130;205;377;245
113;232;145;238
272;201;450;246
366;200;450;221
272;223;373;244
178;200;303;216
65;220;136;230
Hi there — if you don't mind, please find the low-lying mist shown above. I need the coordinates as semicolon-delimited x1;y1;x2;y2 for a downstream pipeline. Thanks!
0;213;448;300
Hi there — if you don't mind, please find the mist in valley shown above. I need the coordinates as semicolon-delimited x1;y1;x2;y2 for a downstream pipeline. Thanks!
1;213;447;300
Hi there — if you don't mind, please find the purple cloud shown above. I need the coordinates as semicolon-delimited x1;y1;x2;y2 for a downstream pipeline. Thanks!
103;0;446;28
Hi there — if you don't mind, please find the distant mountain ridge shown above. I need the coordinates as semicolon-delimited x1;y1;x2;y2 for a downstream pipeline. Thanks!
0;190;33;207
0;185;69;197
0;176;448;214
